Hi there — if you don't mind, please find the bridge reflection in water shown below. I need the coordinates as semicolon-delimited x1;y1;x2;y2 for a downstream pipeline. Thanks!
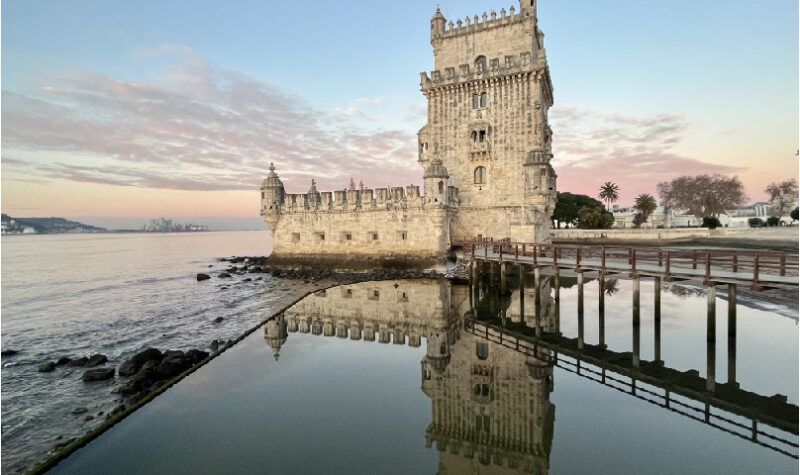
266;275;797;473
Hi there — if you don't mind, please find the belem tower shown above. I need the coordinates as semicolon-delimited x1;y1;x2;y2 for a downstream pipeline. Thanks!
261;1;557;261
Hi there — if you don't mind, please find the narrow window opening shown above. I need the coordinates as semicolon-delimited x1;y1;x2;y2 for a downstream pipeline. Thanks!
438;181;444;193
480;92;488;108
474;166;487;185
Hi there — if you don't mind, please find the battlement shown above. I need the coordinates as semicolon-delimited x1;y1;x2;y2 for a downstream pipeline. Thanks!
439;6;524;39
420;52;549;92
263;183;459;216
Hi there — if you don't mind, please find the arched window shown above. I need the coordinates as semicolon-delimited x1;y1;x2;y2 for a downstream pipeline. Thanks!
438;181;444;193
475;55;487;73
476;342;489;360
474;166;487;185
472;94;480;109
480;92;488;108
471;131;478;143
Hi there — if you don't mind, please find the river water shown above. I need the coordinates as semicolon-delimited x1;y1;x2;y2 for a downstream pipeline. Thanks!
2;233;798;474
49;276;798;474
1;231;321;474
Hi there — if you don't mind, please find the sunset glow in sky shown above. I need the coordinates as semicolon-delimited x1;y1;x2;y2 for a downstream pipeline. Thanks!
2;0;798;219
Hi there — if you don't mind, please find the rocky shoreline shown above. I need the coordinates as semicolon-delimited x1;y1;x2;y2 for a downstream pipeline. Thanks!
19;255;470;474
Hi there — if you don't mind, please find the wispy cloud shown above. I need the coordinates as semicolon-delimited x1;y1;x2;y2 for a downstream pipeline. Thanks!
550;106;744;203
1;45;420;193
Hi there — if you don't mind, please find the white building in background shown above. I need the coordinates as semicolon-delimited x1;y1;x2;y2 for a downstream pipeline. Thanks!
612;202;796;229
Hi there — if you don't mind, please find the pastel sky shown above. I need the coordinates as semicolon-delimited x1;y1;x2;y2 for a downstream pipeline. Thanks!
2;0;798;219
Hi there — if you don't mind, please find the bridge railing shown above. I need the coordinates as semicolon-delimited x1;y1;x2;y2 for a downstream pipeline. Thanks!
455;240;799;284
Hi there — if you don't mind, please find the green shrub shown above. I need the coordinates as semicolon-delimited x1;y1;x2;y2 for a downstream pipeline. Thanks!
748;217;765;228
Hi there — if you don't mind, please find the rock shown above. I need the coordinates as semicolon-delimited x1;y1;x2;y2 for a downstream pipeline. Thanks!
210;340;220;351
243;278;252;282
155;352;191;379
68;357;88;367
84;415;94;421
38;361;56;372
82;367;115;382
196;273;211;281
1;349;19;357
208;264;213;267
56;356;72;366
71;407;88;415
186;349;209;364
118;348;162;376
218;272;232;278
213;316;225;324
255;277;263;281
86;354;108;367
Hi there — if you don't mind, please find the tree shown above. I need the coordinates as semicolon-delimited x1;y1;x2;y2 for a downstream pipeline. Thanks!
748;217;765;228
633;194;658;226
552;192;606;228
765;179;798;218
657;175;746;221
577;207;614;229
792;207;799;222
598;182;620;211
766;216;781;227
702;217;721;229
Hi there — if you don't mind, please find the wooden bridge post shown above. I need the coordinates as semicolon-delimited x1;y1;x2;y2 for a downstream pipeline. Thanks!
780;254;786;276
598;275;606;348
728;284;737;385
631;248;637;277
665;251;671;280
601;246;606;269
752;255;761;290
704;252;711;285
632;277;641;370
693;250;698;270
654;276;662;364
519;264;525;324
707;285;717;393
553;269;561;335
577;272;585;350
534;266;542;336
500;262;508;295
576;247;582;272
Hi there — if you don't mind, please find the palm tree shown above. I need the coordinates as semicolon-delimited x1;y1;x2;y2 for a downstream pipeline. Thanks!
598;182;620;211
634;193;658;224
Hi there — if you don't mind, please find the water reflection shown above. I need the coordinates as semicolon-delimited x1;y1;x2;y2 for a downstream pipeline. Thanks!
270;274;798;470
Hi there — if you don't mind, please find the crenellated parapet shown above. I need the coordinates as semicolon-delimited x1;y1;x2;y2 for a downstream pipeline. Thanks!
438;6;524;39
420;54;550;95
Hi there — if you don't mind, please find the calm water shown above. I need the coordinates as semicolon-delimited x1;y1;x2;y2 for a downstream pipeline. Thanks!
1;231;324;474
51;277;798;474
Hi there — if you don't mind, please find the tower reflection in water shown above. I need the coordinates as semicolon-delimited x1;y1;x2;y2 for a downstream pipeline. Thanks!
268;278;557;474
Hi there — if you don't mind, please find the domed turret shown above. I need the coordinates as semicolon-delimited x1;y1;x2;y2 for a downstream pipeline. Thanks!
264;314;288;362
424;158;450;205
431;7;446;40
260;163;285;230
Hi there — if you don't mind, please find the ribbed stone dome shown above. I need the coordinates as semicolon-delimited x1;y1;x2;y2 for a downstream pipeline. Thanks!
261;162;285;189
423;158;449;179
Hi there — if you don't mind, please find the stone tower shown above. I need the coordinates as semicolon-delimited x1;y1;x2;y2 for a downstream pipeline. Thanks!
419;1;557;243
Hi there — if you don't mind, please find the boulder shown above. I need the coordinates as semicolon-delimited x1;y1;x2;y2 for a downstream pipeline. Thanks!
185;349;209;364
218;272;232;278
210;340;219;351
71;407;88;415
155;352;191;379
56;356;72;366
196;273;211;281
38;361;56;372
118;348;162;376
213;316;225;324
82;367;115;382
243;278;252;282
68;357;88;367
86;354;108;367
1;349;19;357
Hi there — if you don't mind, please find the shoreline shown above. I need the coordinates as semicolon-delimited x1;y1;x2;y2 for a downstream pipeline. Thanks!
28;258;461;474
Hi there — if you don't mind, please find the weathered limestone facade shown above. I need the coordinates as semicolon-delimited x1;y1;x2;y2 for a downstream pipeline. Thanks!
261;1;557;260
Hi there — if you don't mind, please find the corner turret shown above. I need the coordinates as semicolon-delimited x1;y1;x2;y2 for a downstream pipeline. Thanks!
423;158;449;205
264;314;288;362
431;7;446;42
260;162;285;231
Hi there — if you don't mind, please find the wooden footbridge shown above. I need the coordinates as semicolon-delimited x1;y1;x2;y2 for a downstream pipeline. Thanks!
456;239;799;289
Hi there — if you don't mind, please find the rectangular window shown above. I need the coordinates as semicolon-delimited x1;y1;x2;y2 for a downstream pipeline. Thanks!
398;291;409;303
341;232;353;242
342;288;353;298
371;232;379;241
368;289;380;301
291;233;301;243
315;232;325;242
398;231;408;241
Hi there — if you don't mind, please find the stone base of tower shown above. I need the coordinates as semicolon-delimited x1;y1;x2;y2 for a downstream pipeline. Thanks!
449;205;553;244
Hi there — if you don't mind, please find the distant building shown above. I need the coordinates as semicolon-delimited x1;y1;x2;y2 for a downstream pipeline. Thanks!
141;218;208;233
